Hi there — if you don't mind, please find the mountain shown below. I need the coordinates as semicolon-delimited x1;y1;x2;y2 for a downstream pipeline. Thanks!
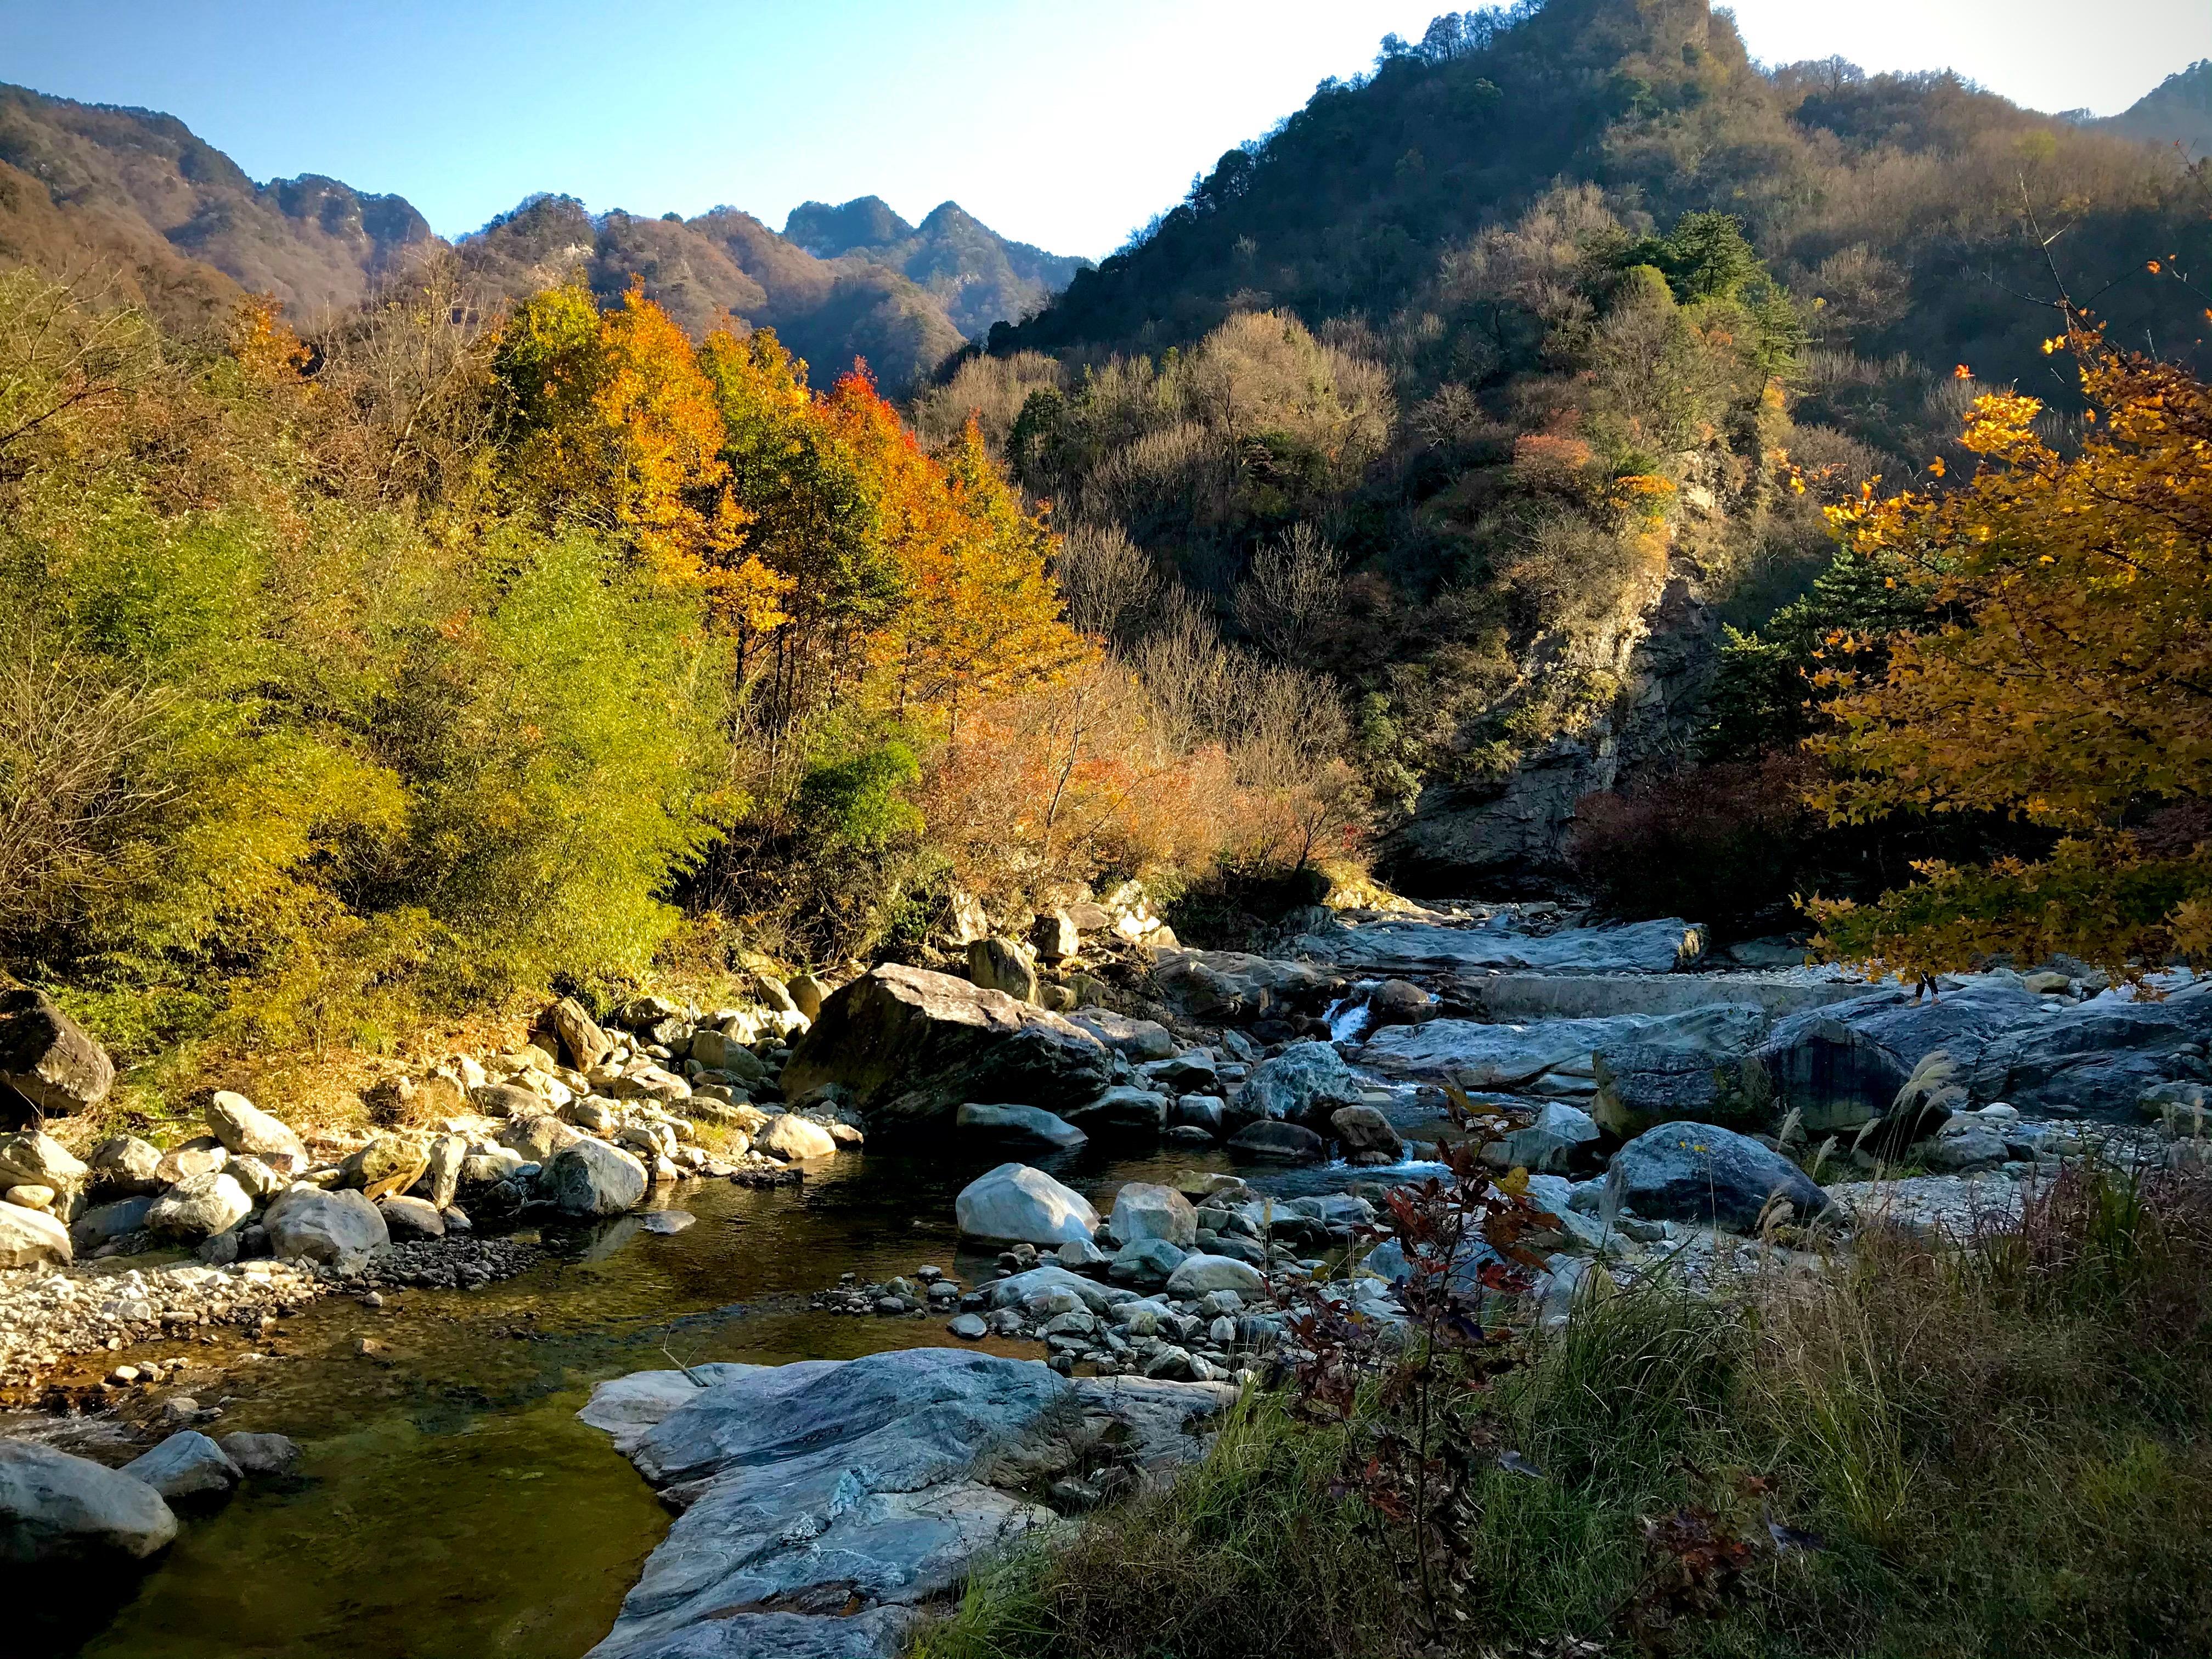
0;82;433;332
0;84;1083;391
1003;0;2204;404
974;0;2211;892
783;195;1090;339
2089;59;2212;157
454;193;967;392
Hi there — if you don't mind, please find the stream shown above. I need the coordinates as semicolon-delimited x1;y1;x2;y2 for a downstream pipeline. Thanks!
22;1135;1408;1659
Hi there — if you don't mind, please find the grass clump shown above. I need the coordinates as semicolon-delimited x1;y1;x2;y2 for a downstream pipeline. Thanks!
917;1161;2212;1659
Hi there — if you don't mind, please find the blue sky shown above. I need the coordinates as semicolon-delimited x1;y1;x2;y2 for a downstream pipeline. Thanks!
2;1;2205;258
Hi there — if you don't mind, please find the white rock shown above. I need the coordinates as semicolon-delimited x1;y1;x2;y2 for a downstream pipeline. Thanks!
205;1091;306;1164
956;1164;1099;1245
0;1200;71;1267
146;1171;252;1239
756;1115;838;1161
264;1187;390;1264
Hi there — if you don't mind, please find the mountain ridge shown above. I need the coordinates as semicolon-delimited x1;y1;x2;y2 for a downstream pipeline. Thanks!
0;82;1081;390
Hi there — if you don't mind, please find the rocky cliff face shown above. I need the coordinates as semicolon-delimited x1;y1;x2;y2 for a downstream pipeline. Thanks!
1384;562;1719;895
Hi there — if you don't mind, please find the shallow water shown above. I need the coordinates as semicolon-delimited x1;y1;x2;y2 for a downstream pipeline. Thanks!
31;1138;1291;1659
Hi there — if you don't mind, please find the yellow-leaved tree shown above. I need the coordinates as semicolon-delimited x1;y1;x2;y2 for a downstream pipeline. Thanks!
1808;326;2212;977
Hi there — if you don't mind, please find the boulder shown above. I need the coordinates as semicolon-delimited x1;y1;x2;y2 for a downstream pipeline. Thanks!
1172;1094;1226;1136
955;1102;1088;1152
1329;1104;1405;1164
1970;983;2212;1120
68;1196;151;1254
1030;910;1081;962
420;1134;467;1211
87;1135;163;1194
0;988;114;1119
376;1194;447;1239
1061;1085;1169;1137
967;935;1040;1003
1925;1110;2011;1172
1151;950;1339;1023
1068;1007;1176;1061
0;1132;88;1210
1165;1253;1266;1297
469;1082;543;1119
217;1432;302;1478
0;1438;176;1561
544;1138;649;1217
338;1137;432;1202
263;1187;390;1264
1109;1237;1188;1286
223;1155;283;1199
781;965;1113;1129
204;1092;305;1165
1756;982;2044;1131
985;1263;1131;1316
786;974;830;1021
1365;979;1436;1026
1227;1121;1325;1163
1607;1122;1830;1233
1144;1052;1221;1093
1110;1182;1198;1248
145;1171;251;1239
1592;1043;1756;1137
1362;1003;1767;1095
604;1067;690;1103
547;997;613;1071
120;1430;240;1501
1502;1101;1602;1173
955;1163;1099;1245
153;1137;227;1186
498;1114;582;1165
756;1114;838;1161
0;1200;70;1267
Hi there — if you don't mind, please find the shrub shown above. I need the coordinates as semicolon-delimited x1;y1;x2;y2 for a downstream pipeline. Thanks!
1567;752;1823;934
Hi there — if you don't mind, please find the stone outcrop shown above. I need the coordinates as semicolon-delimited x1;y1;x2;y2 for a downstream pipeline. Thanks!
780;966;1112;1128
1755;981;2045;1132
1968;981;2212;1120
578;1349;1232;1659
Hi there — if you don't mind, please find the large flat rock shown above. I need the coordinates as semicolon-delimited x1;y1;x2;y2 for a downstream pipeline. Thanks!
1466;970;1870;1024
1360;1003;1767;1094
1297;917;1706;977
1970;981;2212;1120
582;1349;1230;1659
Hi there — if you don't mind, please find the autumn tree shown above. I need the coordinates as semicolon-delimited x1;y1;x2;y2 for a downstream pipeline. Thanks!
493;282;787;629
1807;328;2212;977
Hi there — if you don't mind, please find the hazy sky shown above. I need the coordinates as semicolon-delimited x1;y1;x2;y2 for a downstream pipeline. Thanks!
2;1;2204;258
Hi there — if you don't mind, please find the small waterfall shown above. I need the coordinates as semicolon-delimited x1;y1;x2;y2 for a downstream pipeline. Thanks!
1324;995;1372;1043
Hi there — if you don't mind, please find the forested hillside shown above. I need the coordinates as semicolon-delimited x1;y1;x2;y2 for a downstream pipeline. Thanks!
2092;58;2212;156
0;82;1083;392
0;83;432;332
955;0;2211;905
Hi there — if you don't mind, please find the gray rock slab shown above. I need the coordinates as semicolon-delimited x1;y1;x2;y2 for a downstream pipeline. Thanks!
1362;1003;1766;1092
0;1438;176;1560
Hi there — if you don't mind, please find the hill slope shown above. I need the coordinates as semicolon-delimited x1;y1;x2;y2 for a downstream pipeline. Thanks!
2091;59;2212;157
0;82;433;331
974;0;2211;892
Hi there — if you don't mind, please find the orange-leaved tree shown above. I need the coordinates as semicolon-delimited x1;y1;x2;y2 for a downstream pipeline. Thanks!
493;282;788;630
1807;326;2212;977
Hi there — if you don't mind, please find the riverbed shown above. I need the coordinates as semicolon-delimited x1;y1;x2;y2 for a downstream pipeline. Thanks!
21;1136;1360;1659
